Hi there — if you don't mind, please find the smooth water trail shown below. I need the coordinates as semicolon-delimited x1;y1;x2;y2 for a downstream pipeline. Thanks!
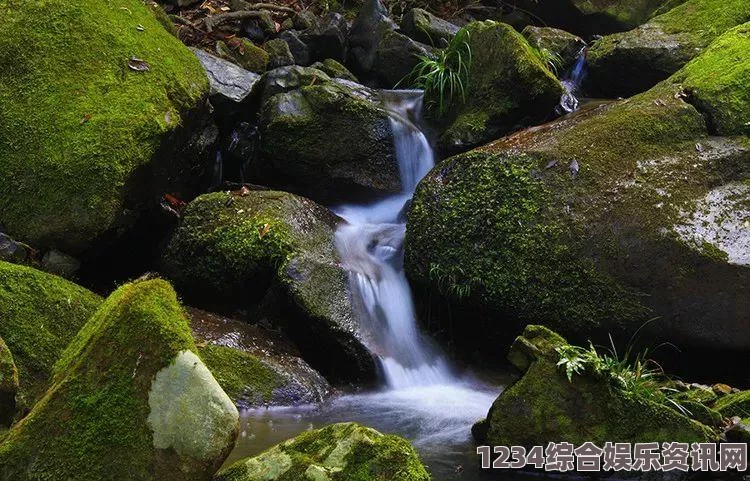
334;90;453;389
557;48;587;115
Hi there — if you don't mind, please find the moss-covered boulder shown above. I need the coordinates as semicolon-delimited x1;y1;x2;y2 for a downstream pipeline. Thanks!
189;308;331;408
162;190;376;382
0;278;239;481
310;58;359;82
256;78;400;203
571;0;679;31
522;26;587;73
0;0;214;256
401;8;459;46
473;326;715;446
0;337;18;426
436;21;564;153
217;38;270;74
406;26;750;359
714;391;750;420
214;422;431;481
587;0;750;97
0;261;102;412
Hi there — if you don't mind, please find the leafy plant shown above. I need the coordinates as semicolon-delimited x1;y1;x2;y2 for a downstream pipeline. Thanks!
401;27;472;115
429;263;472;299
531;46;563;76
555;331;691;416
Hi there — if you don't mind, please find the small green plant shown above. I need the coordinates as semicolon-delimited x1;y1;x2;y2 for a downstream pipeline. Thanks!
532;46;563;76
429;263;472;299
555;333;691;416
402;27;472;115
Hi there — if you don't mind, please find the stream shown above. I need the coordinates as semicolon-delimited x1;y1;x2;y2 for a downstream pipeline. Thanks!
225;91;518;480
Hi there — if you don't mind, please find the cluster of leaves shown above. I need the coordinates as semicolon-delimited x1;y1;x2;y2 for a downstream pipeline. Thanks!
531;46;564;76
403;27;472;115
429;263;472;299
555;335;690;416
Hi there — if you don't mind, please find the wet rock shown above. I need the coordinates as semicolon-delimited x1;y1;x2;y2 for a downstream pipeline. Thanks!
374;30;432;87
264;38;295;69
256;78;400;202
0;278;239;480
217;39;269;74
0;0;214;256
214;422;430;481
522;25;587;72
278;30;311;65
587;0;750;97
310;58;359;82
406;26;750;359
0;337;18;427
256;65;332;105
401;8;459;46
41;250;80;279
0;261;102;412
435;21;564;153
188;308;331;408
474;326;715;446
192;48;261;122
162;190;377;383
299;12;349;63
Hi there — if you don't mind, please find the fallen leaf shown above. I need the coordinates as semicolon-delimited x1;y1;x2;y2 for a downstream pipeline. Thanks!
239;186;251;197
258;223;271;239
80;113;92;124
128;57;149;72
545;159;558;169
136;24;145;31
569;159;580;178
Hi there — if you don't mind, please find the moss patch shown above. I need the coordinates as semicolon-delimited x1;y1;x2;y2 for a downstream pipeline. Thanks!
199;344;281;405
0;0;208;254
714;390;750;419
0;278;237;481
0;261;102;411
215;422;431;481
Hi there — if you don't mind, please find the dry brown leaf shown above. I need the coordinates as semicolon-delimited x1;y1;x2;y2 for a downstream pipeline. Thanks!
128;57;150;72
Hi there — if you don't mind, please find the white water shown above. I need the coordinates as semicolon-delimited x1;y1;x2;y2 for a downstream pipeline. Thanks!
557;48;587;115
334;90;455;389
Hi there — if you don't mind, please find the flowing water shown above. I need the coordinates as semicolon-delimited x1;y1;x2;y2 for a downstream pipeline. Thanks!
228;90;506;480
557;49;587;115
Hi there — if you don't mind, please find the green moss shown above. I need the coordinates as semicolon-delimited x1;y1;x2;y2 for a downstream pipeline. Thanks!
0;337;17;393
311;58;359;82
572;0;674;27
714;390;750;419
198;344;280;405
0;261;102;411
0;278;231;481
0;0;208;254
675;23;750;136
147;1;178;37
216;422;431;481
653;0;750;38
437;21;563;150
480;328;715;446
218;39;270;73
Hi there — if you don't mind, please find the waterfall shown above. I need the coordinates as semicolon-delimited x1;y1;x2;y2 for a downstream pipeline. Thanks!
557;48;587;115
334;90;453;389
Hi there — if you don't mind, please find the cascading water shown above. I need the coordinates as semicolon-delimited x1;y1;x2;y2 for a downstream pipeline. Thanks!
557;48;587;115
334;90;454;389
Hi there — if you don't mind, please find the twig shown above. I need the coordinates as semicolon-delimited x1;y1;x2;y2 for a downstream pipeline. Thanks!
200;6;295;32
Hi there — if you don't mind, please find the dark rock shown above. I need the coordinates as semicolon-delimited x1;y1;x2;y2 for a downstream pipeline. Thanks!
279;30;311;65
41;250;80;279
401;8;459;46
373;30;432;87
192;48;260;123
474;326;715;446
162;190;378;383
188;308;331;407
293;10;317;30
0;233;31;264
256;78;400;202
299;13;349;63
256;65;332;105
264;38;295;69
310;58;359;82
216;39;269;74
349;0;398;74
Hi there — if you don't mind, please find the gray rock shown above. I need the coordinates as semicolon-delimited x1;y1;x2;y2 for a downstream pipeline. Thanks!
401;8;459;46
310;58;358;82
522;25;586;73
41;250;80;279
0;233;30;263
279;30;311;65
264;38;295;69
299;12;349;62
256;65;332;105
192;48;260;107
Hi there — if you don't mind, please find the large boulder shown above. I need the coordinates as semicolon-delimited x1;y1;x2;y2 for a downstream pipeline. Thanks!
162;190;377;383
189;308;331;408
214;422;431;481
0;278;239;480
0;337;18;427
473;326;715;446
401;8;460;46
435;21;564;153
522;26;587;73
0;0;215;256
406;25;750;361
0;261;102;412
256;78;400;203
587;0;750;97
